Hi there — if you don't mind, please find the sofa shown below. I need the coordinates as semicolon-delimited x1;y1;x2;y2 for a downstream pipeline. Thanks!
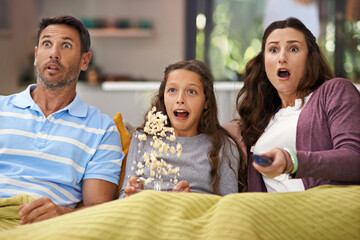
0;114;359;239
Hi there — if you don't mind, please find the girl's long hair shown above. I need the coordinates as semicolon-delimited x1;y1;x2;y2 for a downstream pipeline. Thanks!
140;60;247;193
236;17;334;152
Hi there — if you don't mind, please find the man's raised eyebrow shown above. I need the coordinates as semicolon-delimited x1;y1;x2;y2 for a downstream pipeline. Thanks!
40;35;74;42
63;37;74;42
40;34;51;40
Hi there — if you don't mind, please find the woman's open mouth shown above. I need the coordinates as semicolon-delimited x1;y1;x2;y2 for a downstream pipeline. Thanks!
277;69;290;78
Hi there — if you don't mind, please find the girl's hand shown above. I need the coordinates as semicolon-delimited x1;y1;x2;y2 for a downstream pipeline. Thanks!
124;176;144;197
173;180;190;192
253;148;290;178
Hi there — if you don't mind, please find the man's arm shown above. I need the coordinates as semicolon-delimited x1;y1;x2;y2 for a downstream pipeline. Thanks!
18;179;117;224
82;179;117;206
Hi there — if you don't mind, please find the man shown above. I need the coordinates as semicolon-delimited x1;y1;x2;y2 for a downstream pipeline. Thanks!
0;15;124;225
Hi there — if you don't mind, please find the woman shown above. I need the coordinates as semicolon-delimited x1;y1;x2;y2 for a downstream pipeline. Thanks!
236;17;360;192
119;60;247;198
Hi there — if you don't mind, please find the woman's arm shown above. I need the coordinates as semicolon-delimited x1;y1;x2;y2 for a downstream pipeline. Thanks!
296;79;360;182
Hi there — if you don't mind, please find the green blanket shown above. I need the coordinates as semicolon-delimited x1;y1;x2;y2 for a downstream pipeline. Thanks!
0;185;359;239
0;194;36;231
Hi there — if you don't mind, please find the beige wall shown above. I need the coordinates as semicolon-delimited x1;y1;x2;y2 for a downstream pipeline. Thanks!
0;0;38;95
0;0;185;95
38;0;185;81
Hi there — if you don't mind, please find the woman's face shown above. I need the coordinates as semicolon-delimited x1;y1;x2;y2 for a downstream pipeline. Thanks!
164;69;206;137
264;27;308;101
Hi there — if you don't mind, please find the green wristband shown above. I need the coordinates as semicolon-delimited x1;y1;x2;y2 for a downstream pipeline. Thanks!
284;147;298;174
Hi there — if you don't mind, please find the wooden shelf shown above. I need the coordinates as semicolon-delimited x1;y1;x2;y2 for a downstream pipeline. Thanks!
89;28;153;38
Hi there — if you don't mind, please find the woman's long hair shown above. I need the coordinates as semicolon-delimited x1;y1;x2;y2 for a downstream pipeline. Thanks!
140;60;247;193
236;17;334;152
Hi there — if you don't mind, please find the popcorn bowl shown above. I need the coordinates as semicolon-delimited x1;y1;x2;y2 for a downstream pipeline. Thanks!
153;181;175;192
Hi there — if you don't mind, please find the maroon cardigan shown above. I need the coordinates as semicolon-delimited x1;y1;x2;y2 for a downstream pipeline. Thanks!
248;78;360;192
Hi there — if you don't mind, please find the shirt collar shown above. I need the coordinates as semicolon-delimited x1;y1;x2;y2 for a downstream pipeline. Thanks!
67;92;88;117
11;84;88;117
11;84;37;109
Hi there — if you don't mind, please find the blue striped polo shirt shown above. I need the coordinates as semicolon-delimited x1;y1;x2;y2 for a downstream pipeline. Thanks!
0;85;124;208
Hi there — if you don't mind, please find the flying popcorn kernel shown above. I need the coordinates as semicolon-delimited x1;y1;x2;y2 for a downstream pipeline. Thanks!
137;134;147;141
137;162;144;169
131;106;182;186
135;169;144;176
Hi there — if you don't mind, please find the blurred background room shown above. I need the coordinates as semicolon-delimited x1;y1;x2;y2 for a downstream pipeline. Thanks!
0;0;359;128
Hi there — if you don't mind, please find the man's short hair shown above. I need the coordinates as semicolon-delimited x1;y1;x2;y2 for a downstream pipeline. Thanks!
36;15;91;54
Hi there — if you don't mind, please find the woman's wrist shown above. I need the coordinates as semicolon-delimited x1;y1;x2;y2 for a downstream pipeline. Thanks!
283;147;298;174
277;147;293;173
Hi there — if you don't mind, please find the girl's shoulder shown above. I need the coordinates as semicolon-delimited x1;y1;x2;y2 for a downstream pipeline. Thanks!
176;133;210;145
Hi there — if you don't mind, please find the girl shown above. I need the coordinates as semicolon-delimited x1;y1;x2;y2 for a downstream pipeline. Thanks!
119;60;246;198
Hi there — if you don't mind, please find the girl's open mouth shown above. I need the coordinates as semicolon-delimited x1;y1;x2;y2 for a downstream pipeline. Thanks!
174;110;189;119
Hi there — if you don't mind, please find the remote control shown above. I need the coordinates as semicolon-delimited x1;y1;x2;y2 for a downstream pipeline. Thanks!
252;154;273;166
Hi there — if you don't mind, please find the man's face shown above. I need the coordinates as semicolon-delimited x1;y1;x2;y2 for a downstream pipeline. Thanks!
34;24;91;90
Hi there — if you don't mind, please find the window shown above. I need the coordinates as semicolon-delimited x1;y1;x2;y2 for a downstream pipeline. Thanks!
186;0;360;83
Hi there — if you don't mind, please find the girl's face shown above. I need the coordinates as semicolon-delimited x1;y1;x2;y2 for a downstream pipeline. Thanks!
264;27;308;102
164;69;206;137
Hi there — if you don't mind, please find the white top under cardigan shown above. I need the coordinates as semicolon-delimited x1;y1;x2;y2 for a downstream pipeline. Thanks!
253;95;312;193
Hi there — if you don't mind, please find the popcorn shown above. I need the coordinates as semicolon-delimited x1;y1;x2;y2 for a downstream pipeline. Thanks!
139;177;154;185
137;162;144;169
135;169;144;176
132;106;182;186
137;134;147;141
176;143;182;158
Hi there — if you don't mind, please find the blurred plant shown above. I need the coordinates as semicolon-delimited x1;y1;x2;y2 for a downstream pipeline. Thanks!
198;0;359;82
343;19;360;82
319;12;360;83
207;0;264;81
